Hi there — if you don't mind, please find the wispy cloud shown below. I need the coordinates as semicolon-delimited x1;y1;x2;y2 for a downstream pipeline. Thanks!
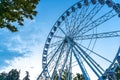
0;22;44;79
1;43;43;79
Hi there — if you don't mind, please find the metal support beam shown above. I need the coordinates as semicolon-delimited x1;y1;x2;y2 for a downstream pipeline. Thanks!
75;43;104;75
66;37;90;80
58;47;70;80
73;45;101;78
77;10;116;35
37;42;64;80
51;43;65;80
75;30;120;40
73;3;103;35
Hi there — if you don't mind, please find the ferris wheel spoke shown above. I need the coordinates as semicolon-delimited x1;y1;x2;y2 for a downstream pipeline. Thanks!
67;3;89;34
58;27;68;36
72;45;101;78
38;42;64;80
77;42;112;63
65;17;70;34
76;46;104;74
75;30;120;40
75;9;117;36
48;40;64;60
58;47;70;80
74;43;105;73
67;50;72;80
80;3;103;26
73;3;103;35
70;5;89;34
66;37;90;80
45;41;64;68
51;43;66;79
53;35;64;39
47;45;62;61
49;40;63;48
71;47;90;80
68;9;78;33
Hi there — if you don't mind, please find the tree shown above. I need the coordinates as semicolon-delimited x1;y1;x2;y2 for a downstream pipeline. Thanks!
6;69;20;80
115;66;120;79
73;73;85;80
53;70;70;80
0;69;20;80
0;69;31;80
0;72;7;80
0;0;39;32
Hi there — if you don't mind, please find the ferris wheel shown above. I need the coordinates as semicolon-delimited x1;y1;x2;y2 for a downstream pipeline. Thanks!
37;0;120;80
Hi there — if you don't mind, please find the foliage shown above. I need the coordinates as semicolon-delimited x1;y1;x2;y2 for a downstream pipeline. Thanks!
0;69;30;80
115;66;120;79
0;72;7;80
6;69;20;80
0;69;20;80
53;69;85;80
73;73;85;80
0;0;39;32
53;70;71;80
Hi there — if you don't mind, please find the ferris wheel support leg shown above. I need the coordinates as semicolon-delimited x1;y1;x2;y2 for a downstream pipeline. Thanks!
71;48;90;80
66;37;90;80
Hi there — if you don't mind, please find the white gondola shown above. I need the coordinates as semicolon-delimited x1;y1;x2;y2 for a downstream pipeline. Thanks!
98;0;105;5
113;3;120;17
84;0;89;5
53;26;57;32
61;16;65;21
71;6;75;12
77;2;82;8
106;0;114;7
66;11;70;16
91;0;96;4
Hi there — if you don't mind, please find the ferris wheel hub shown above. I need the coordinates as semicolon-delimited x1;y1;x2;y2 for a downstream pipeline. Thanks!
64;36;74;44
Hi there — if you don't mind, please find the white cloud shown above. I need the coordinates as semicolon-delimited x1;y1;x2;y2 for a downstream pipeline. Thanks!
4;35;28;54
0;44;42;79
0;28;44;79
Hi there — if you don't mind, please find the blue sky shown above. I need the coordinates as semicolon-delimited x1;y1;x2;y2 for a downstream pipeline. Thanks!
0;0;120;80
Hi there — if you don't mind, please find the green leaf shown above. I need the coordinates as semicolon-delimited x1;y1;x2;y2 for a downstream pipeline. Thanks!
0;0;40;32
